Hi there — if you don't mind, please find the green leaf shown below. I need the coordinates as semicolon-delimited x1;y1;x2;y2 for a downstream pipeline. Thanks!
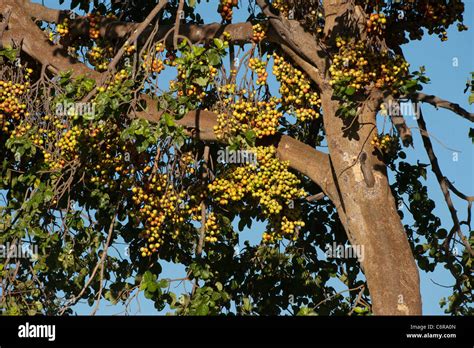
193;46;206;57
82;78;95;92
163;113;175;127
244;129;256;145
111;98;120;110
296;307;316;316
206;51;221;66
404;79;418;90
215;282;223;291
345;86;356;96
196;303;209;315
200;269;210;280
213;38;224;50
147;282;158;293
144;290;154;299
353;306;367;314
243;297;252;312
194;76;209;87
0;46;18;62
143;271;153;283
158;279;169;288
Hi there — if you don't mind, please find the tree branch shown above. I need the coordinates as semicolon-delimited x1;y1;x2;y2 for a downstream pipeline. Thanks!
416;106;474;257
22;0;69;23
413;92;474;122
255;0;328;84
1;0;100;79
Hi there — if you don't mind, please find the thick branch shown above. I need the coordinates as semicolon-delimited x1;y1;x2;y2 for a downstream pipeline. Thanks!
392;114;413;147
322;0;366;44
413;92;474;122
255;0;327;82
1;0;100;79
22;0;69;23
64;18;270;47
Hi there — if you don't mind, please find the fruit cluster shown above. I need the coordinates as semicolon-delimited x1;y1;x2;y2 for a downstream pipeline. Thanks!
208;146;306;242
124;42;136;56
204;212;219;243
371;133;398;156
214;97;282;140
272;53;321;122
248;57;268;85
57;18;70;37
280;215;304;236
83;125;130;186
329;37;409;94
179;151;196;175
87;13;101;39
164;50;177;67
0;77;30;128
271;0;290;17
57;125;81;155
10;116;68;170
106;69;130;92
366;13;387;35
263;215;305;243
87;45;114;71
419;1;466;41
132;174;188;256
45;122;79;170
251;23;266;43
270;2;323;32
142;43;165;74
218;0;238;21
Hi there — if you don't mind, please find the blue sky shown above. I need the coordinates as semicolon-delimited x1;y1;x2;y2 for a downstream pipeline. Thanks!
33;0;473;315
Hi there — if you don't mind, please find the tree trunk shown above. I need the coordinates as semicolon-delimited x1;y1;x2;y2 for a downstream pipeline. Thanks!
321;92;422;315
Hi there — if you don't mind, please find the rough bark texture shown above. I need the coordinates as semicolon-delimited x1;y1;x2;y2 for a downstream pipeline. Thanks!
319;90;422;315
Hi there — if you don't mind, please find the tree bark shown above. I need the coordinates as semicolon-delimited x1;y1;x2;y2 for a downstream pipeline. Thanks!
320;90;422;315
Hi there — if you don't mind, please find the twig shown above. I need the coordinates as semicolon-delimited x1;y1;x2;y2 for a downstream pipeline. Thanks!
312;284;365;311
306;193;325;201
197;145;210;255
348;285;366;315
173;0;184;50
